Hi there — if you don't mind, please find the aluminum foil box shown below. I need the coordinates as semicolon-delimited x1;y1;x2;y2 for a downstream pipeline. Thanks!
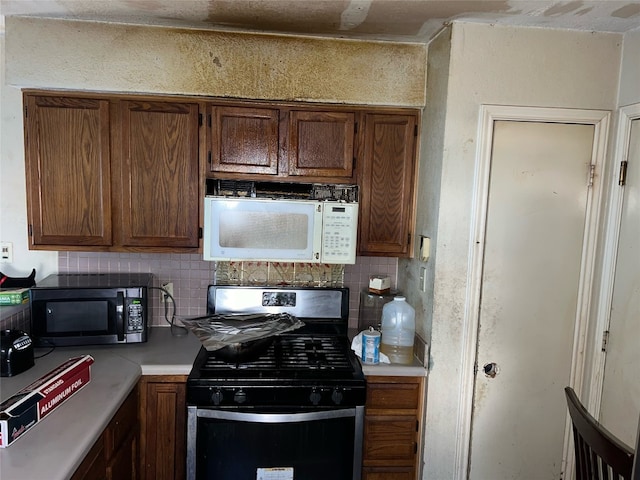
0;355;94;447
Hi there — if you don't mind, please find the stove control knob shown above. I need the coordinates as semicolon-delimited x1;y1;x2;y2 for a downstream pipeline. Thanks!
331;388;344;405
309;388;322;406
234;389;247;404
211;389;224;406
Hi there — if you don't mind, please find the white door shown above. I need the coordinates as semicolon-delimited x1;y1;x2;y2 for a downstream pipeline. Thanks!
469;118;600;480
599;113;640;447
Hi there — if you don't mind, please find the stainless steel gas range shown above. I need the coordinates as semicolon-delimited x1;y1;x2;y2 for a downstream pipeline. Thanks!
186;286;366;480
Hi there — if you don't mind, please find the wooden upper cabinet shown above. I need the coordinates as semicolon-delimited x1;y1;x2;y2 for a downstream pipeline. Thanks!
209;105;279;175
287;110;355;179
24;94;113;248
358;113;418;257
117;100;200;248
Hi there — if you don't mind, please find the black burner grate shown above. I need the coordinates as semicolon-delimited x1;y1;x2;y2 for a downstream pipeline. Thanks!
200;335;353;374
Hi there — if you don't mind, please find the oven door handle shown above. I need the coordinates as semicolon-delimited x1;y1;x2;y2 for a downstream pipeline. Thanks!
194;408;356;423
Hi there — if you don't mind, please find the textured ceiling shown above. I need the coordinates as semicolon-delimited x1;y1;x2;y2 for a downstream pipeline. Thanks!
1;0;640;41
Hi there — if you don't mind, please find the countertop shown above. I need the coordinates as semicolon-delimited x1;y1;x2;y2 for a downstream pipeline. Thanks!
0;327;201;480
0;326;426;480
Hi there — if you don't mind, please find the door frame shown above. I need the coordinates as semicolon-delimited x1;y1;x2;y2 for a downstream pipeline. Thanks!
455;105;611;479
588;103;640;416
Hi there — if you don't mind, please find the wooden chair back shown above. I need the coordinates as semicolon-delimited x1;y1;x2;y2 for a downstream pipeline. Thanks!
565;387;635;480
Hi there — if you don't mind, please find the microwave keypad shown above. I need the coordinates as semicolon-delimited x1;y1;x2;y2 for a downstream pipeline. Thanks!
127;301;144;332
322;205;357;262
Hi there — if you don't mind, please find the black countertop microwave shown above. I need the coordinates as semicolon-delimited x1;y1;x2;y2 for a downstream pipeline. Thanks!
30;273;152;348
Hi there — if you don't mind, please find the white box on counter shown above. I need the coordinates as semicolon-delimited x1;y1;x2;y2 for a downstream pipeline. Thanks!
0;355;94;448
368;275;391;294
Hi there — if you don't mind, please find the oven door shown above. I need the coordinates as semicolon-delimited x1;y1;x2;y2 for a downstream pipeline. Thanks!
187;406;364;480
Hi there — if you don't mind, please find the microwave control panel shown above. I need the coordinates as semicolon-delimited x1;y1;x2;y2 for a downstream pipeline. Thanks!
321;203;358;264
126;299;145;332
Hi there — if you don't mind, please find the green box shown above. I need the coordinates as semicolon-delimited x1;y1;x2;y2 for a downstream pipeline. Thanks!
0;288;30;306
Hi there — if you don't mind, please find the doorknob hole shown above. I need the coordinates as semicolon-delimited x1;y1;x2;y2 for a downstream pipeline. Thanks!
483;362;499;378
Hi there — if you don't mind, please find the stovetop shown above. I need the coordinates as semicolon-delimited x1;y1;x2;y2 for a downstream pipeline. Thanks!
186;286;365;408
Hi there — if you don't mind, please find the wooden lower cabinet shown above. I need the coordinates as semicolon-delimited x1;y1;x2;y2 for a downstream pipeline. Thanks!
72;386;138;480
362;376;424;480
138;375;187;480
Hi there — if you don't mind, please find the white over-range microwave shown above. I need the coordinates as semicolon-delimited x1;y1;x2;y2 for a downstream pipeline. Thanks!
202;182;359;264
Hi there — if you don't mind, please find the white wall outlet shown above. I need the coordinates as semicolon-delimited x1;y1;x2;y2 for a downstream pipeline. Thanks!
419;267;427;292
161;282;173;303
0;242;13;263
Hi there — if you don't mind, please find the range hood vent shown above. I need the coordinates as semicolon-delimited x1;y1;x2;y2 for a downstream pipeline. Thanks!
205;179;358;202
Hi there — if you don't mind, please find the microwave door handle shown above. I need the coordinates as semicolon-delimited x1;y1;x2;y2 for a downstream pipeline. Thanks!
116;291;125;342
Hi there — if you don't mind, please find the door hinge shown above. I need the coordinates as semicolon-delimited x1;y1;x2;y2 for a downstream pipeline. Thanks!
198;113;203;126
618;160;628;186
354;122;358;134
208;151;212;164
414;124;418;137
24;105;27;118
588;164;596;187
28;224;33;237
601;330;610;352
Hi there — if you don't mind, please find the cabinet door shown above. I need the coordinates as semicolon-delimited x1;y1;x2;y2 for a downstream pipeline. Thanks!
287;110;355;178
71;437;107;480
117;100;200;248
209;105;279;175
24;94;112;247
363;415;418;466
363;376;424;480
362;467;415;480
358;113;418;257
107;429;137;480
139;377;187;480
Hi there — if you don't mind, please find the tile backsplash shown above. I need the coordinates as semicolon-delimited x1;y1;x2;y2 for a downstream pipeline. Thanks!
52;252;398;330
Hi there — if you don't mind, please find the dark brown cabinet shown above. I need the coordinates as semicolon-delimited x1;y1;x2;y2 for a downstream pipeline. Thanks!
287;110;355;178
358;113;418;258
24;90;419;258
72;386;138;480
115;100;200;248
23;92;201;252
138;376;187;480
209;105;279;175
207;104;356;182
362;376;424;480
24;94;113;248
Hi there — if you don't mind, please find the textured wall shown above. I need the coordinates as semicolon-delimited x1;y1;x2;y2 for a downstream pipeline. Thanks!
5;16;426;106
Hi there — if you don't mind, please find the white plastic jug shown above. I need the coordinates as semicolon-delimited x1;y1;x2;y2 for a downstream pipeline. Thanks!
380;296;415;364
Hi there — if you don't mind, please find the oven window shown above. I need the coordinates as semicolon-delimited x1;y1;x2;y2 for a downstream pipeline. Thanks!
46;301;109;333
195;413;356;480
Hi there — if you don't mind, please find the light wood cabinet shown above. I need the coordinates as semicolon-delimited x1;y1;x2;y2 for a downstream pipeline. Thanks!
23;92;201;253
362;376;424;480
138;375;187;480
72;386;138;480
358;112;418;258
